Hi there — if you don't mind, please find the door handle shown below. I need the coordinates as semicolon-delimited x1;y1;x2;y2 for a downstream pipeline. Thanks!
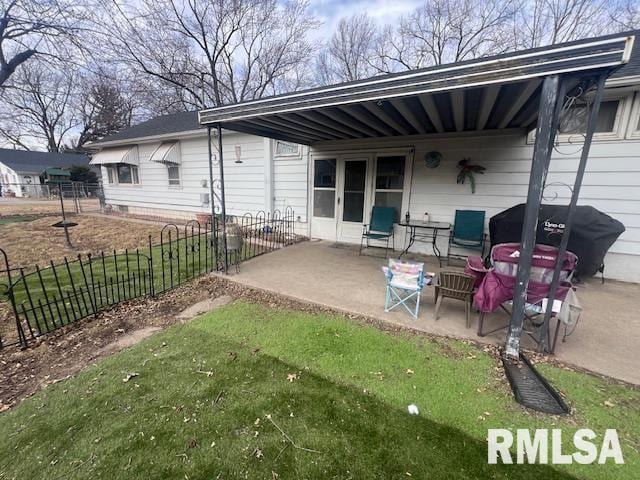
337;197;340;205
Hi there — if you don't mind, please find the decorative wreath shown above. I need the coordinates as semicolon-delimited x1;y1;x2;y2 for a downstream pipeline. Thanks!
456;158;486;194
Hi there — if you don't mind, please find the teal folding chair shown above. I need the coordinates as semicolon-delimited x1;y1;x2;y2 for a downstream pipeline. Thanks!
360;206;395;257
382;259;428;319
447;209;486;263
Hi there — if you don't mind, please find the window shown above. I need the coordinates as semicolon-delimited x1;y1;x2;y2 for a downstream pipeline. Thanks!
531;93;633;143
106;164;139;185
275;140;300;157
374;156;405;222
559;100;620;134
313;159;336;218
168;165;180;186
106;166;116;184
628;92;640;138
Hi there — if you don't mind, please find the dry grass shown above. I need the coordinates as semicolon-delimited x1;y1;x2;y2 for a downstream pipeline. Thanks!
0;214;164;270
0;199;62;216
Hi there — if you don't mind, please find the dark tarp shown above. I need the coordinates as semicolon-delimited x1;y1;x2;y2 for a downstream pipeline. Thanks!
489;204;625;277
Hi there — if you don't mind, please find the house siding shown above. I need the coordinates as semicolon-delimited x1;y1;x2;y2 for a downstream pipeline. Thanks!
311;131;640;283
100;133;309;230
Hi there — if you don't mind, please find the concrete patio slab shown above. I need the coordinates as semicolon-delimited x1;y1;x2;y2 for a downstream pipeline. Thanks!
230;240;639;385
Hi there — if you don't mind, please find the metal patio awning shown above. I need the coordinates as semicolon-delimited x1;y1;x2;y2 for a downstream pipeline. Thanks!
198;34;635;144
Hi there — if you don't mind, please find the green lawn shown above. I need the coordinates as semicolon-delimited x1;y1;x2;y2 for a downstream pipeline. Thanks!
0;301;637;479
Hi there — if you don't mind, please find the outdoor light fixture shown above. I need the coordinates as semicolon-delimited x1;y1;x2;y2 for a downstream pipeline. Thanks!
234;145;243;163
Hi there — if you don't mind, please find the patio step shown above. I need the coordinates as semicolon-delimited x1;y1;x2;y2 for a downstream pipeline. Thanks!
502;352;570;415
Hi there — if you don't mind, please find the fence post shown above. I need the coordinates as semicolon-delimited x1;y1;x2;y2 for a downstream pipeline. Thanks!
148;235;155;297
0;249;28;349
77;254;98;318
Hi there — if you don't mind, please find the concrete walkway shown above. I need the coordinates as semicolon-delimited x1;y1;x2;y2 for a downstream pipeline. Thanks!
230;240;639;385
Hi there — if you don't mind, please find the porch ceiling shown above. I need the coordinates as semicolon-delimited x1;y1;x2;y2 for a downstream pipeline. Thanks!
198;34;635;145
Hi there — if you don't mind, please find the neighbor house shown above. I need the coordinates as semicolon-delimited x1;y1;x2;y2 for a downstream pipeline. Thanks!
0;149;90;197
90;31;640;282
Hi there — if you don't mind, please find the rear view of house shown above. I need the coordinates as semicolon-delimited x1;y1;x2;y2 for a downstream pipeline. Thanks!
87;111;309;228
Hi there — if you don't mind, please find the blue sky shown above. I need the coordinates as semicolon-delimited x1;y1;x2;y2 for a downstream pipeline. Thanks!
307;0;423;40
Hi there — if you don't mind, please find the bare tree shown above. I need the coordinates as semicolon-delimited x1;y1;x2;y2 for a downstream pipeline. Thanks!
71;75;135;150
92;0;320;110
316;13;378;84
609;0;640;31
0;0;84;88
513;0;610;49
375;0;517;71
0;64;80;151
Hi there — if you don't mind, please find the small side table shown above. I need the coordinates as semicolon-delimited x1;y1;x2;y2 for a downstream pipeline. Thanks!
398;220;451;267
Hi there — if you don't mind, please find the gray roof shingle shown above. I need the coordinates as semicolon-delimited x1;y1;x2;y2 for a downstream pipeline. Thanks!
0;149;90;174
89;111;201;147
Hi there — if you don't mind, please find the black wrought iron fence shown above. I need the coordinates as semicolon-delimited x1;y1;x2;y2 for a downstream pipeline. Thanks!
0;209;302;350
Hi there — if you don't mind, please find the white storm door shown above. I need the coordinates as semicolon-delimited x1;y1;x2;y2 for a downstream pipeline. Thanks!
310;157;338;241
336;157;371;243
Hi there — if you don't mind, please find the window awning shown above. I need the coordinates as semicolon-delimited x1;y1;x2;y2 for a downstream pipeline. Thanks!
90;146;139;165
150;141;181;165
198;33;635;145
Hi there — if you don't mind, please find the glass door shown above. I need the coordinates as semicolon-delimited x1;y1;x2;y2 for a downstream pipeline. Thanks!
337;157;371;243
310;158;338;241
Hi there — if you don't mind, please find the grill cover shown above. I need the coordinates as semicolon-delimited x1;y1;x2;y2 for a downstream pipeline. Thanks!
489;204;625;277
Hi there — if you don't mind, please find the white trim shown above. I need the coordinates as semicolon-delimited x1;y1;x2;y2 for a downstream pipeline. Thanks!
626;91;640;139
201;36;631;115
201;59;626;125
622;35;635;62
606;75;640;87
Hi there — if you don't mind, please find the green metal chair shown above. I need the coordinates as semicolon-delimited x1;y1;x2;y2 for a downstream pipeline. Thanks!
360;206;395;257
447;209;486;263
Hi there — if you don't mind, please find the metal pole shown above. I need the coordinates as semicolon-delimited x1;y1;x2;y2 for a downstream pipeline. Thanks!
505;75;562;358
58;182;72;248
538;72;608;353
207;126;218;271
217;123;229;274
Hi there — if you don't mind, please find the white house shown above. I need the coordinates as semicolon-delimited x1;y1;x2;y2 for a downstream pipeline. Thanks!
91;31;640;283
0;149;90;197
88;111;309;228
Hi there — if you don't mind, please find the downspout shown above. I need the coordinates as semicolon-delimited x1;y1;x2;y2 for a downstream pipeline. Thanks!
505;75;563;358
538;72;609;352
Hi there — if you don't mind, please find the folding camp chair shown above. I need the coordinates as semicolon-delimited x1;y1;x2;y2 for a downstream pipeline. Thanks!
382;259;429;319
360;206;396;257
448;210;486;263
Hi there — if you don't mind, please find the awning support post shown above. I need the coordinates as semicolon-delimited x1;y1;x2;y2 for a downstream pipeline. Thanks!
217;123;229;274
538;72;609;353
207;126;218;271
505;75;562;358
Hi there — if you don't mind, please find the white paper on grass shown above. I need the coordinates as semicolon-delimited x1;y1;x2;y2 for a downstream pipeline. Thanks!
407;404;419;415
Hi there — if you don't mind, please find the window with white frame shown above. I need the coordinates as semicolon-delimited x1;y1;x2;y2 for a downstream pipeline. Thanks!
628;91;640;138
374;156;405;222
167;164;181;186
312;159;336;218
527;92;633;143
274;140;300;157
106;164;139;185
